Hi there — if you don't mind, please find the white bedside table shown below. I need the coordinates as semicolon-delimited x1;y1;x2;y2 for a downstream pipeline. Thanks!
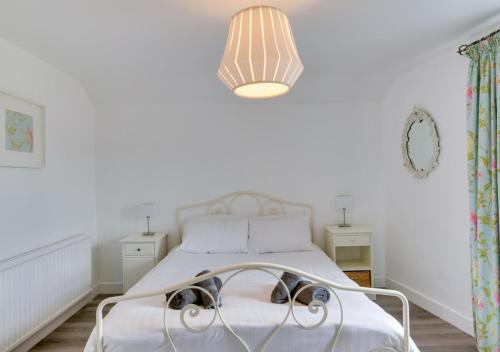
120;232;168;293
325;225;374;298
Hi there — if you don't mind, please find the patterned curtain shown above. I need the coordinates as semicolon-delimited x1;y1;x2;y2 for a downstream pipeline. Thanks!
466;32;500;352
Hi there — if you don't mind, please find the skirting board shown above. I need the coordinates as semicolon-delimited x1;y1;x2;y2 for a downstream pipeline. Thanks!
10;289;93;352
385;277;474;336
99;282;123;294
373;276;386;288
91;283;100;299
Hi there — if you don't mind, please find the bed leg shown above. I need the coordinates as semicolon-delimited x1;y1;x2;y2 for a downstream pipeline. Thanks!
96;300;107;352
399;294;410;352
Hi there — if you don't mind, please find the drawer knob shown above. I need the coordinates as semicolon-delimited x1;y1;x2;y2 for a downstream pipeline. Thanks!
136;248;141;251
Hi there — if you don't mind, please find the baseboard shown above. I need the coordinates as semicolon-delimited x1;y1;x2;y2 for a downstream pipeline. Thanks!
99;281;123;294
9;283;119;352
10;290;92;352
385;277;474;336
373;276;386;288
91;283;100;299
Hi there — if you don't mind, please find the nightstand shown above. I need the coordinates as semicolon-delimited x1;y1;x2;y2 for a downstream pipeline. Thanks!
325;225;374;298
120;232;168;292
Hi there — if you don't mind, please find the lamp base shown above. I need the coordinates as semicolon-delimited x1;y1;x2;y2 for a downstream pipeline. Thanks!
338;224;351;228
142;231;155;236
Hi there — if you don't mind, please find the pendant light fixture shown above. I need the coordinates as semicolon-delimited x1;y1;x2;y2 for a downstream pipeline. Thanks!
217;6;303;99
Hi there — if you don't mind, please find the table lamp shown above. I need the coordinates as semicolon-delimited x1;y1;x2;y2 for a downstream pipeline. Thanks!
139;202;156;236
336;195;352;227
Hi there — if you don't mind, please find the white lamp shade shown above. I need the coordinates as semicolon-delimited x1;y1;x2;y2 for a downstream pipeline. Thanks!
139;203;156;218
335;195;352;209
217;6;303;99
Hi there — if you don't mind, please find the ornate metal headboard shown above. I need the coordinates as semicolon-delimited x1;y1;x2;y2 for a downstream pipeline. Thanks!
176;191;314;238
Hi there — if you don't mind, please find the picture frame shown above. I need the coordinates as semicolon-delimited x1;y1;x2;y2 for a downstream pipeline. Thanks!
0;91;45;168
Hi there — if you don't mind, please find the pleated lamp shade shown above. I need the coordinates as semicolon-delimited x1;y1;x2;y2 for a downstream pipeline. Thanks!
217;6;303;99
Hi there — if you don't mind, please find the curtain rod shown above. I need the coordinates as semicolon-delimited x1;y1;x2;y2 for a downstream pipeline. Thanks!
457;28;500;55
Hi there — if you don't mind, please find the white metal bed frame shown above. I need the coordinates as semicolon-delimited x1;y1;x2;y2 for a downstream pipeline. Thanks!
95;191;411;352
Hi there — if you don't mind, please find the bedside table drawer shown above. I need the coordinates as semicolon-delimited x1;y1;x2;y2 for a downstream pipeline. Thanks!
335;234;370;246
124;243;155;256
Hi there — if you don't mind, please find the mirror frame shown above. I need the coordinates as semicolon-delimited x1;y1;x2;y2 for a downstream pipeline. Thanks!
401;107;440;178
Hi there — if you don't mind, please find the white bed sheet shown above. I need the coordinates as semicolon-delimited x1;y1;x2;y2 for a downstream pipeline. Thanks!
85;246;419;352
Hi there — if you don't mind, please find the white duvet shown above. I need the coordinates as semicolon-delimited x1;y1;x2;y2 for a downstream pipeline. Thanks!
85;246;419;352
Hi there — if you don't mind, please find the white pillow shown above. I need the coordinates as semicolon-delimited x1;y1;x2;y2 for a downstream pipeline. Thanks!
179;215;249;253
248;214;313;253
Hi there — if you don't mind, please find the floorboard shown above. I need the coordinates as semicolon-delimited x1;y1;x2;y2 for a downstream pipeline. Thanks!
375;295;477;352
29;294;477;351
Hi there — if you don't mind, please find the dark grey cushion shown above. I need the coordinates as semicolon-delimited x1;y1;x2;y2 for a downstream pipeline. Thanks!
271;272;302;304
293;280;330;305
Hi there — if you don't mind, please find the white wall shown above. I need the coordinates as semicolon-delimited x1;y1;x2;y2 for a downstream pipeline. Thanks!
0;38;98;282
0;29;474;337
380;49;472;334
95;103;386;289
0;26;474;337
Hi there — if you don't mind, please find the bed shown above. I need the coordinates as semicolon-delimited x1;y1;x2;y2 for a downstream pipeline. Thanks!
85;192;419;352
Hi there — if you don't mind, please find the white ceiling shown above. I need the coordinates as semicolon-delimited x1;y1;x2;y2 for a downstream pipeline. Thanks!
0;0;498;104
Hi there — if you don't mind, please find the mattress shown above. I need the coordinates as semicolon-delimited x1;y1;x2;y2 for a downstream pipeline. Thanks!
85;246;419;352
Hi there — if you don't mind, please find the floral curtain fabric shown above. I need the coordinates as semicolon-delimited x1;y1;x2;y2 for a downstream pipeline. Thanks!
466;32;500;352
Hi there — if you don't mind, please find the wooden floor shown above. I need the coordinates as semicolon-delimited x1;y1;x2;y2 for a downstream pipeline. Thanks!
375;295;477;352
30;294;477;352
29;296;115;352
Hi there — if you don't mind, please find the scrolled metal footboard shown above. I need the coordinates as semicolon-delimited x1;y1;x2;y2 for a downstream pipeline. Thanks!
96;263;410;352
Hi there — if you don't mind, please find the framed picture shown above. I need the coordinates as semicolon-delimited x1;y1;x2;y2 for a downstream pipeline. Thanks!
0;91;44;168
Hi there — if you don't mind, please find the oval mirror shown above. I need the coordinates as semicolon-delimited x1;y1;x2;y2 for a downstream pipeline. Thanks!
402;107;440;178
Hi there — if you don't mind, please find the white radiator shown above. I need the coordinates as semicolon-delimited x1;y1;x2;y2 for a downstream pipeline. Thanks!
0;234;91;352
